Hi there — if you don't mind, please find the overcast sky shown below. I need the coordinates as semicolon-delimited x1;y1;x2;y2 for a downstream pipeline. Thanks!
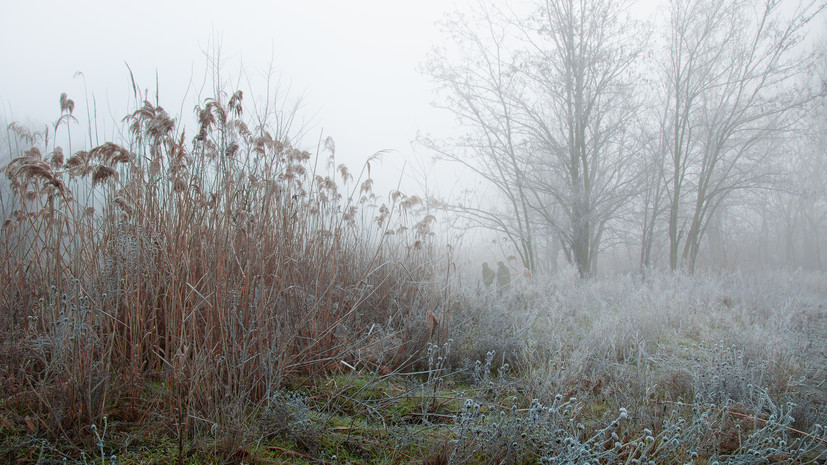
0;0;467;195
8;0;805;199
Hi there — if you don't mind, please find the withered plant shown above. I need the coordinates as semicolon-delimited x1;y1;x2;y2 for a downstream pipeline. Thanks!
0;69;453;446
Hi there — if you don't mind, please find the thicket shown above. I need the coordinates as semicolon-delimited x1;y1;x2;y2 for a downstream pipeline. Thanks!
1;67;825;464
0;69;453;447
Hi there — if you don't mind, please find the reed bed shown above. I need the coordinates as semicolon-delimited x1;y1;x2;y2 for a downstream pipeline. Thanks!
0;78;453;445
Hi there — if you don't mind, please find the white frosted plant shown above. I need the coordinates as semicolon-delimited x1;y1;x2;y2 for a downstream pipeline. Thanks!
260;391;319;446
449;395;632;465
425;340;452;391
80;416;116;465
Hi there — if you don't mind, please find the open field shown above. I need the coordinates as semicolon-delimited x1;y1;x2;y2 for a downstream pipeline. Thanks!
1;253;825;464
2;80;826;463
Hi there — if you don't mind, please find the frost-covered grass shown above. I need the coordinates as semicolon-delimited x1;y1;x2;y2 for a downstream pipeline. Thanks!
439;269;826;463
2;266;825;463
459;270;825;418
1;64;824;463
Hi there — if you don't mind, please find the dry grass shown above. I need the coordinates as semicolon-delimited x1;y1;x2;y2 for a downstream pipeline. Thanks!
1;67;824;464
0;74;454;448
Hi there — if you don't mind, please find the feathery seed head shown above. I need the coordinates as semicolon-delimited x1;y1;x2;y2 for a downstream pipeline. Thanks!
92;165;119;186
60;92;75;114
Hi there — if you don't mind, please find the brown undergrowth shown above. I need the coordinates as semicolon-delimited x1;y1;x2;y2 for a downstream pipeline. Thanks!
0;72;454;448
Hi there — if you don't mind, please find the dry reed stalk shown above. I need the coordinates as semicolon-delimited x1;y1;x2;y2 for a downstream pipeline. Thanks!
1;74;450;445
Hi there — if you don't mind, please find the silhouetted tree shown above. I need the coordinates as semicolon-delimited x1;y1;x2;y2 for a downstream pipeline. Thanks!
658;0;823;271
423;0;645;277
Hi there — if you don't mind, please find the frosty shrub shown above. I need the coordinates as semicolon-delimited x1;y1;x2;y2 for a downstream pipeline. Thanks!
260;391;320;452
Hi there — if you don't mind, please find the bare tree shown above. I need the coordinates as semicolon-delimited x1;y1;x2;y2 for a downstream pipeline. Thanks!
518;0;644;277
659;0;824;272
760;52;827;270
421;3;544;273
637;110;670;270
423;0;644;277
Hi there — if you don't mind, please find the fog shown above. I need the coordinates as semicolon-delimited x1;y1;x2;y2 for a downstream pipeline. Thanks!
422;0;826;276
2;0;825;276
2;2;826;460
0;0;462;194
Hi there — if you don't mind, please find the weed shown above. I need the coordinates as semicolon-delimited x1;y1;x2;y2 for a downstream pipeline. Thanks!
260;391;321;454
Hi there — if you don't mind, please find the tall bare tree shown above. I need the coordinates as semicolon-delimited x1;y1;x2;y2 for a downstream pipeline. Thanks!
659;0;824;271
421;4;539;272
423;0;644;277
518;0;644;277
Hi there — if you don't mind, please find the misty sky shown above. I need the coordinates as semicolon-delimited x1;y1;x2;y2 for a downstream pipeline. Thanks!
0;0;468;195
1;0;822;272
0;0;752;198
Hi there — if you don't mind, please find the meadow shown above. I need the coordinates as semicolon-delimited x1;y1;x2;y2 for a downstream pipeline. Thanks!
1;79;825;464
